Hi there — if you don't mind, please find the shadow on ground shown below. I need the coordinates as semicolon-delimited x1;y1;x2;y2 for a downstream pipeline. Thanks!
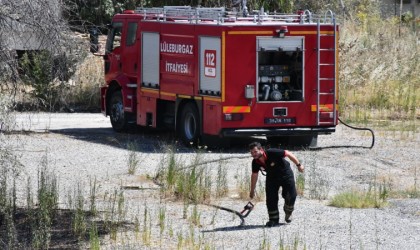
201;223;287;233
44;127;264;154
0;207;133;249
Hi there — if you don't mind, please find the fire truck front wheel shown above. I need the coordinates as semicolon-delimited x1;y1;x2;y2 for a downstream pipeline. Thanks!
178;103;200;146
109;90;128;132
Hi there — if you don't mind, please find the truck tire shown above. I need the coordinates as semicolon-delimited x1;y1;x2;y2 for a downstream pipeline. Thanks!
109;90;128;132
178;102;200;146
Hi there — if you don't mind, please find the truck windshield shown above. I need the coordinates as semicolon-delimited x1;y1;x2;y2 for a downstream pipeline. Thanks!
105;22;123;53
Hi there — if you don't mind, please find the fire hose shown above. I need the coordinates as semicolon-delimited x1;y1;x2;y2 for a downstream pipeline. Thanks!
152;118;374;226
337;117;375;149
204;201;254;226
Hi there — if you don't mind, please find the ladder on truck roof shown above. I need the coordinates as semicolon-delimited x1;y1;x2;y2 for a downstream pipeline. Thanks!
316;10;337;126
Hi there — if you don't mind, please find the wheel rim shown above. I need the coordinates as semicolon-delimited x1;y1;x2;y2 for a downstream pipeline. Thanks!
111;101;124;123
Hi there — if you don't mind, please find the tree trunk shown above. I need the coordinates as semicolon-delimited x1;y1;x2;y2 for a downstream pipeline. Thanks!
411;0;416;32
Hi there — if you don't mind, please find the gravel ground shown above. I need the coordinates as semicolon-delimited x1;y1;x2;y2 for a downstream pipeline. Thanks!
4;112;420;249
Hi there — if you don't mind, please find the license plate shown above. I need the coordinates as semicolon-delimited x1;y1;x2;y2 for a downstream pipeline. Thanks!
264;117;296;124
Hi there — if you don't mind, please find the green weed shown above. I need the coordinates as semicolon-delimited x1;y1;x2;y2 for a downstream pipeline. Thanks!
127;141;139;175
329;188;387;208
235;168;251;200
215;159;228;198
158;206;166;235
89;176;98;216
296;173;305;196
89;222;100;250
72;183;87;239
32;156;59;249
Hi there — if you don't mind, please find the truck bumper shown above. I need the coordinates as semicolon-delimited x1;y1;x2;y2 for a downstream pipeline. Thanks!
221;127;336;137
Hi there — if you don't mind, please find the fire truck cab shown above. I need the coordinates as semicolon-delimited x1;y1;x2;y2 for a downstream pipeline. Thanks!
98;6;339;147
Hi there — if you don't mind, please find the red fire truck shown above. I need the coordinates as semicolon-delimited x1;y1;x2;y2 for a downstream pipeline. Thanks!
96;6;338;147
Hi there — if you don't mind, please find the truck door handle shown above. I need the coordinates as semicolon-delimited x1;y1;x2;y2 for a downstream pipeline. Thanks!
119;63;122;69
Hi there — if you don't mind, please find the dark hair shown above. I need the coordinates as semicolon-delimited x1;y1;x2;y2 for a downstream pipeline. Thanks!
248;142;262;150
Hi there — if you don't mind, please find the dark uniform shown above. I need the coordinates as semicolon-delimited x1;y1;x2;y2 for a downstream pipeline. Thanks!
252;148;297;223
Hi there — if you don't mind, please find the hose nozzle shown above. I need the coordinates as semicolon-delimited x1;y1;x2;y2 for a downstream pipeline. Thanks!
240;201;254;217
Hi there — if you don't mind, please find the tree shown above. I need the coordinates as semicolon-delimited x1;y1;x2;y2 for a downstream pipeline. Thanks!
0;0;85;110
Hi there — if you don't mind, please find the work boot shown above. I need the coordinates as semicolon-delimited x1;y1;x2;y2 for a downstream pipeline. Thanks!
285;213;292;223
265;220;280;227
283;205;294;223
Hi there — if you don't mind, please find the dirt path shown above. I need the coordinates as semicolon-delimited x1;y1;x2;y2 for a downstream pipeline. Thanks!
5;112;420;249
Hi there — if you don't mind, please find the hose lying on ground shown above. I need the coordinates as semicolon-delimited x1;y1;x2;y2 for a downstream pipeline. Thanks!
337;117;375;149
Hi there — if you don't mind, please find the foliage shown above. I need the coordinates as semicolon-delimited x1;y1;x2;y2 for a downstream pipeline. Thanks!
18;51;82;111
20;52;56;110
155;146;231;203
330;186;388;209
63;0;116;30
0;95;15;132
127;141;140;175
2;0;418;117
330;167;395;209
32;160;59;249
1;0;87;111
339;13;419;120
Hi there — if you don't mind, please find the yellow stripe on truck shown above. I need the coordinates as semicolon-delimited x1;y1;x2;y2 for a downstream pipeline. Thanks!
223;106;251;113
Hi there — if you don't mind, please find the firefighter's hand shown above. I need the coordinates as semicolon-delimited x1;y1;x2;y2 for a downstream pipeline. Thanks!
249;191;255;199
297;164;304;173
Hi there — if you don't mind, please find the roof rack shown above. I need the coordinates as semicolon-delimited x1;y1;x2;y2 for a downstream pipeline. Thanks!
134;6;336;25
135;6;229;24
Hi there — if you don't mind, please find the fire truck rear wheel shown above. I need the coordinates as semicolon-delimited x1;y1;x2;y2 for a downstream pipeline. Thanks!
109;90;128;132
178;103;200;146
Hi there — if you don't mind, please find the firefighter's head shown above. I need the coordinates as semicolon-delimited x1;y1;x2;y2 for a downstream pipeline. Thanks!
249;142;264;160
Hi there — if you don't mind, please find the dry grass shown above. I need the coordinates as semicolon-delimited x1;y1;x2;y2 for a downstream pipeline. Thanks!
339;17;419;121
67;55;104;111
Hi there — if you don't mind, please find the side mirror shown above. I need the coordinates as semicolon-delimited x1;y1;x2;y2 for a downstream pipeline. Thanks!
89;27;99;53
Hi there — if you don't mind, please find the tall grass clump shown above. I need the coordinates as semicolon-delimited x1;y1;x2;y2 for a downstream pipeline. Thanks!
330;189;387;208
215;158;228;198
32;155;59;249
339;3;419;121
235;168;252;200
0;109;22;247
89;176;98;216
331;165;390;208
142;205;152;246
127;141;139;175
0;155;59;249
305;152;330;200
296;173;305;196
72;183;87;239
102;188;126;241
330;180;389;209
89;222;100;250
155;146;213;204
68;56;103;111
0;172;18;249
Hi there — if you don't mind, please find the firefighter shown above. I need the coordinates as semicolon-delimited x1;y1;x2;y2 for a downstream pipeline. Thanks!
248;141;304;227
